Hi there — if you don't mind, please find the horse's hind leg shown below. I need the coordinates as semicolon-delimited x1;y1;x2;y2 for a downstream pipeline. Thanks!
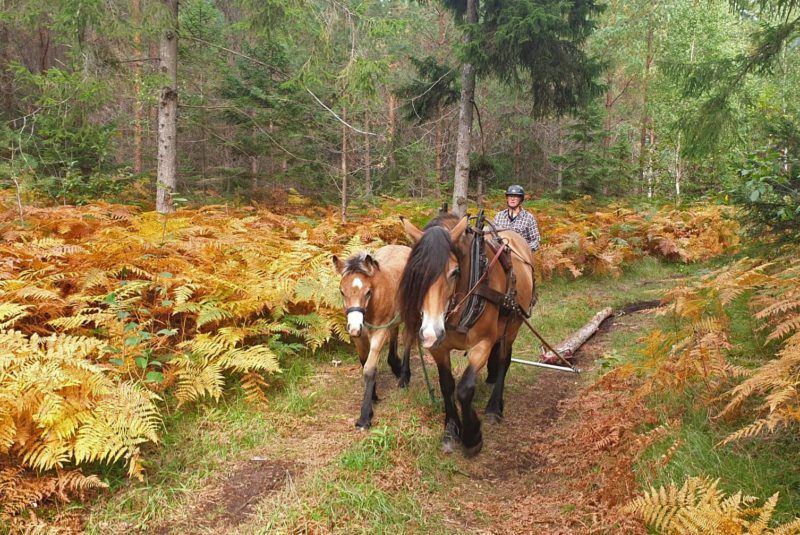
387;327;402;378
486;341;501;384
485;339;511;424
398;328;412;388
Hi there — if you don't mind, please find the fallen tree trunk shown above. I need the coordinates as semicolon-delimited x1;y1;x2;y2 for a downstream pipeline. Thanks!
540;307;613;364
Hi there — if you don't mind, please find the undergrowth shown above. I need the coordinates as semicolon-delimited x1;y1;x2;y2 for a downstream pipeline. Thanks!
0;196;740;527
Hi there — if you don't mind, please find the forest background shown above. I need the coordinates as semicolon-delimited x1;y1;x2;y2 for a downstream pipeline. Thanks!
2;0;800;532
1;0;797;219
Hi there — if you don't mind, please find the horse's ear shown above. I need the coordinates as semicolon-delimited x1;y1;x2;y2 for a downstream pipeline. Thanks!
450;216;469;242
400;216;423;243
332;255;345;274
364;254;379;273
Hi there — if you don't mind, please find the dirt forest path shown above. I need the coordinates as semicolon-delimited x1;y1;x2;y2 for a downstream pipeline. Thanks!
138;302;659;535
434;303;657;534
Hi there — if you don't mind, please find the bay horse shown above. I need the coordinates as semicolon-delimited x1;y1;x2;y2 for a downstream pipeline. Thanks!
399;214;534;456
332;245;412;430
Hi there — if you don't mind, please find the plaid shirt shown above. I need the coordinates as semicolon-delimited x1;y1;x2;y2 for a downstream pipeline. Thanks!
492;208;541;252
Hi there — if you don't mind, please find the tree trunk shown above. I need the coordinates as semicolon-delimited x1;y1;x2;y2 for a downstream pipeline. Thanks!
364;112;372;198
250;117;258;192
452;0;478;216
638;23;654;183
675;131;681;199
540;307;613;364
341;107;348;224
556;119;564;195
387;93;396;167
156;0;179;214
434;106;443;199
132;0;144;175
603;71;613;154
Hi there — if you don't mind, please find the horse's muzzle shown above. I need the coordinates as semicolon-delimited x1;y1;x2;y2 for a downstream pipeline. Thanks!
346;307;365;338
348;325;363;338
420;326;445;349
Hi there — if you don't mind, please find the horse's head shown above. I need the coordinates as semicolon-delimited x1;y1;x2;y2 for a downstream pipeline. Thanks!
399;214;469;348
332;252;380;338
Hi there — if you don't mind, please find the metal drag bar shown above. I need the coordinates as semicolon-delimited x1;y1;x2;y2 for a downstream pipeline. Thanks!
510;357;581;373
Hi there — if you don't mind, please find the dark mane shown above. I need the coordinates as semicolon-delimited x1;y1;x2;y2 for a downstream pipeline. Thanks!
341;252;373;276
399;214;461;331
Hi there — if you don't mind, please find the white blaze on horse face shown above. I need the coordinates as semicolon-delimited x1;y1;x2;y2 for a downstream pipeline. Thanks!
352;277;364;289
420;277;448;348
347;309;364;337
420;310;444;349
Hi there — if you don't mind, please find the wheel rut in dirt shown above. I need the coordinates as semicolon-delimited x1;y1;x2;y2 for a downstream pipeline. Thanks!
154;458;301;533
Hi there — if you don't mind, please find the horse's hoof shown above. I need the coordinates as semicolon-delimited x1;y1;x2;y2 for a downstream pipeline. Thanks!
463;439;483;458
355;420;371;432
484;412;503;425
442;422;461;454
398;376;410;389
442;438;459;454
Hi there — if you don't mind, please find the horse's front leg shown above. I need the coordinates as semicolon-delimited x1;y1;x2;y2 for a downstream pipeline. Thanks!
430;347;460;453
458;339;494;457
356;330;390;431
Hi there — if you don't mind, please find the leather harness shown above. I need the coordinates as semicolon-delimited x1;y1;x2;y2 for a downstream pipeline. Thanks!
446;211;530;334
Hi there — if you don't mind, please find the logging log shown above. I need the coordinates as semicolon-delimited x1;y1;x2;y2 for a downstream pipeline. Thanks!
539;307;613;364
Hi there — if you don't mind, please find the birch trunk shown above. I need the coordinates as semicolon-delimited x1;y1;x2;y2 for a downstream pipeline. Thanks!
132;0;143;175
434;109;443;199
638;23;654;185
387;94;396;167
365;112;372;198
341;107;348;224
540;308;613;363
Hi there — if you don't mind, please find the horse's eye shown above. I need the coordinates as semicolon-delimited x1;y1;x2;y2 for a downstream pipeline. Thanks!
366;289;372;299
450;268;460;279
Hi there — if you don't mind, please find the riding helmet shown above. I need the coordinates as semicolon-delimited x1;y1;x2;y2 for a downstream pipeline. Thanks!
505;184;525;197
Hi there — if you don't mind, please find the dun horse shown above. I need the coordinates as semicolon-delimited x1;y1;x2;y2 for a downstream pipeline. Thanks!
399;214;534;456
333;245;412;430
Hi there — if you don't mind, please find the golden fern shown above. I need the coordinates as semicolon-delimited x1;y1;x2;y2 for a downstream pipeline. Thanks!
626;476;800;534
0;198;745;520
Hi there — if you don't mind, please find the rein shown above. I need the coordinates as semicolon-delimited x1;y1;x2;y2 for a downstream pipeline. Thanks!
364;313;402;330
346;305;402;331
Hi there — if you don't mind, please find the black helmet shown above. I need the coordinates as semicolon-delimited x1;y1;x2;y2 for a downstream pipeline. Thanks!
505;184;525;197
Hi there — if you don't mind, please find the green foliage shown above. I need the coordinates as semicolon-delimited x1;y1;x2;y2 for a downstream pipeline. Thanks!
395;56;459;123
732;115;800;240
5;65;118;202
464;0;605;117
550;107;634;197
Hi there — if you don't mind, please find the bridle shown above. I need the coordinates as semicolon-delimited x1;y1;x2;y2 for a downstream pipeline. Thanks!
345;306;367;316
